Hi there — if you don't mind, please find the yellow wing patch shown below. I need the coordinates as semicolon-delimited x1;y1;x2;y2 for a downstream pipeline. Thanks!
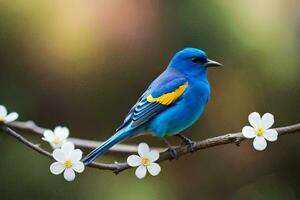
146;82;188;105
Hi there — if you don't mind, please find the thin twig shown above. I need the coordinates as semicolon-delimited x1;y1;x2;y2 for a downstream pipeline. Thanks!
2;121;300;174
1;127;52;158
0;126;125;172
8;121;165;154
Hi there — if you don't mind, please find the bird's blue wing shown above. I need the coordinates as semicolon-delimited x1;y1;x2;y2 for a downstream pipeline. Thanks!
116;77;188;131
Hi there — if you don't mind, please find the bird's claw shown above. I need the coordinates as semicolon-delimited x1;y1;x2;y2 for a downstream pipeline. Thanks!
180;138;196;152
184;140;196;153
168;148;178;160
176;134;196;153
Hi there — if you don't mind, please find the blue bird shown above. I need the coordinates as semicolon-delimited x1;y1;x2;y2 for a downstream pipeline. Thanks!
83;48;222;165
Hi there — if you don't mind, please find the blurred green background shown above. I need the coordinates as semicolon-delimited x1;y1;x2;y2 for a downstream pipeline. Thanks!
0;0;299;199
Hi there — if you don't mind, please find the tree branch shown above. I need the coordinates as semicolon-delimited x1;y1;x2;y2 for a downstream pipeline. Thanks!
8;121;165;154
1;121;300;174
0;126;124;172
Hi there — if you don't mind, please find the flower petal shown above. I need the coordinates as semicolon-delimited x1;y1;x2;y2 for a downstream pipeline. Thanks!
264;129;278;142
64;168;75;181
135;165;147;179
69;149;83;162
242;126;256;139
147;150;159;162
138;143;150;157
54;126;63;133
147;163;161;176
261;113;274;129
253;136;267;151
72;162;85;173
127;155;141;167
50;162;65;175
0;105;7;117
61;142;75;155
54;126;69;140
43;130;54;142
248;112;261;128
4;112;18;123
52;149;65;162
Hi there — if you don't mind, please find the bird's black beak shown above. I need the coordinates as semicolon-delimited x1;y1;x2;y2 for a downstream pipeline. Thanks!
205;59;222;68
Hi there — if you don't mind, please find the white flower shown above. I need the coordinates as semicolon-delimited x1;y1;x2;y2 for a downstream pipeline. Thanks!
43;126;69;149
127;143;161;179
0;105;18;124
242;112;278;151
50;142;85;181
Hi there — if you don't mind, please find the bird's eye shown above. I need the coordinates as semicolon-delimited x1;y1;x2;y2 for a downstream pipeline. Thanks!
191;57;200;63
191;57;206;63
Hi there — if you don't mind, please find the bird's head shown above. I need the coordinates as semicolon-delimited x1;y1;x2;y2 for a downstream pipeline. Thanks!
168;48;222;78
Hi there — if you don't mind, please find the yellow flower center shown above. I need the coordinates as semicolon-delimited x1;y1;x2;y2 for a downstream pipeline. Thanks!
256;127;265;136
141;157;150;166
0;116;4;122
53;136;60;145
64;159;73;168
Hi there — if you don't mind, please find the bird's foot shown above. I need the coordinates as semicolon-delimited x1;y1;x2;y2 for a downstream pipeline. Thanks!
176;134;196;152
168;147;178;160
162;138;178;160
183;139;196;153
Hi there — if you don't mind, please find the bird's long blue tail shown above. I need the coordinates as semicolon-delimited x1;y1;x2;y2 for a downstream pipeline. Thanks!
82;128;133;165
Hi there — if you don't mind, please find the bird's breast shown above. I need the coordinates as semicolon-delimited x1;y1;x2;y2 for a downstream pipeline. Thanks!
179;80;210;118
148;80;210;137
183;80;210;106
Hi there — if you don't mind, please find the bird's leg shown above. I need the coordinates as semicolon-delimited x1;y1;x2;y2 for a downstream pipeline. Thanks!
162;138;178;160
175;134;196;152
